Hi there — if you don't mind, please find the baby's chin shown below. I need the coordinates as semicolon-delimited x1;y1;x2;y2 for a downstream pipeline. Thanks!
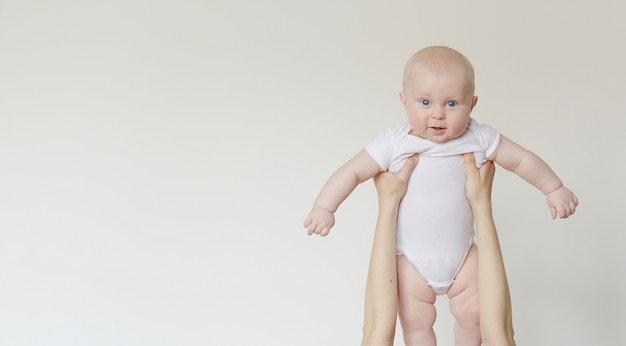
409;129;456;143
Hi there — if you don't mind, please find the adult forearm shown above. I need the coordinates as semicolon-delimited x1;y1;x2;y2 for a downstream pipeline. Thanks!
474;203;516;346
472;201;494;237
362;203;399;346
365;203;399;309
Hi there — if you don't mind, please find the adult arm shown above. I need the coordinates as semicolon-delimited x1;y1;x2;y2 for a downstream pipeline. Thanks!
463;153;516;346
361;154;418;346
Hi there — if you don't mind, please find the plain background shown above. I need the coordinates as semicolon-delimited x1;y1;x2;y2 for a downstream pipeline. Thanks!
1;0;625;345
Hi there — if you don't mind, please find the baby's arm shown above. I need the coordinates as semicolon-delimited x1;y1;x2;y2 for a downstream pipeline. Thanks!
491;136;578;219
304;150;382;236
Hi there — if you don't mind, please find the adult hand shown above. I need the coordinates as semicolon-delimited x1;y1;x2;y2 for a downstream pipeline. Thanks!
463;153;495;207
373;154;419;203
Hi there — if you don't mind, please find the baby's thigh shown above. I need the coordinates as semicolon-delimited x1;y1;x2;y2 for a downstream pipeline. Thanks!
447;245;479;320
397;255;436;324
397;255;436;302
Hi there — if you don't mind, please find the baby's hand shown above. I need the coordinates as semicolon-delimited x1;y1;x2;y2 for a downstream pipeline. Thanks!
304;205;335;237
546;186;579;219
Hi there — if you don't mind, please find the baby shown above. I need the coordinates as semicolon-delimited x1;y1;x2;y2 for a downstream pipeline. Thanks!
304;46;578;345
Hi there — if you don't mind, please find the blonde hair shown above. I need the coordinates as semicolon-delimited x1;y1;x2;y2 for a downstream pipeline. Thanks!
402;46;475;95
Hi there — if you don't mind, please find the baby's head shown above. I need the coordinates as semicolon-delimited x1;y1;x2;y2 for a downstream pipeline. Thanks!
400;46;478;143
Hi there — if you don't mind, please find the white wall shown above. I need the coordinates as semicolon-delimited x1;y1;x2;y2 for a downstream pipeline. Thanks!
1;0;624;345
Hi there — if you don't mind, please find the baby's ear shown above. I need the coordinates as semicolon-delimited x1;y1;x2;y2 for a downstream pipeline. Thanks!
471;96;479;110
399;91;408;110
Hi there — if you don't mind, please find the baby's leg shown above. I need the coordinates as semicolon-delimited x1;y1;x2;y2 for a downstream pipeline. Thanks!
448;245;481;346
397;255;437;346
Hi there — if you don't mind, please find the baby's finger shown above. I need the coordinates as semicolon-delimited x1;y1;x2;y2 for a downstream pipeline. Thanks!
560;203;572;219
307;223;321;236
550;206;557;220
561;204;568;219
562;204;572;218
569;201;577;215
320;227;330;237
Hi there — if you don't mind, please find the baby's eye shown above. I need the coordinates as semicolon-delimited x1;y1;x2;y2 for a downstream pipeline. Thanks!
447;101;457;107
420;100;430;106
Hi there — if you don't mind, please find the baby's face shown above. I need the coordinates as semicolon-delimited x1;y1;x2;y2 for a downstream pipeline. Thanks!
401;63;476;143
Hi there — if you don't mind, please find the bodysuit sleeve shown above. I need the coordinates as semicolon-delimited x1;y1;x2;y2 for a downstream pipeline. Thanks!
364;123;410;171
468;119;501;158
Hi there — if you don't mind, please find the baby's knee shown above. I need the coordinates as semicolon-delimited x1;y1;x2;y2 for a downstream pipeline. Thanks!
398;303;436;331
449;297;480;325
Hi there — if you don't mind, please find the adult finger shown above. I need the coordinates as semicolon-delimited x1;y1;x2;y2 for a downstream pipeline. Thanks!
463;153;478;179
478;160;496;181
398;154;419;180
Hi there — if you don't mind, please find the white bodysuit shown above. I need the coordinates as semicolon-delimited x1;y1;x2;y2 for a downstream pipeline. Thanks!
365;119;500;295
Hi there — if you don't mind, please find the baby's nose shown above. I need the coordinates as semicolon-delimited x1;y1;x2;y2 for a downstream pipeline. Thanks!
431;108;445;119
